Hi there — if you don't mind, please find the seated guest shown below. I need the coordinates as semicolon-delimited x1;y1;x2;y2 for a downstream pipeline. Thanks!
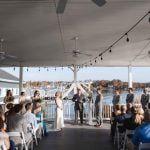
0;118;10;150
24;102;38;128
7;104;32;148
4;103;14;123
132;109;150;149
126;102;133;115
113;104;121;116
111;105;131;139
124;106;143;130
0;105;5;121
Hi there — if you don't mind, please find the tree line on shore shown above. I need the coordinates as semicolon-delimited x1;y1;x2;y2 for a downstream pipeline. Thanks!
24;80;150;89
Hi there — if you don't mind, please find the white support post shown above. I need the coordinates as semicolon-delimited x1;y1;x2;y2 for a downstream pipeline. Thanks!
19;66;23;94
74;65;77;83
128;65;133;88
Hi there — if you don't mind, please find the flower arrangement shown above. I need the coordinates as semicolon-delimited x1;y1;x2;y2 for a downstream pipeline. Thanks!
7;96;14;102
34;98;43;103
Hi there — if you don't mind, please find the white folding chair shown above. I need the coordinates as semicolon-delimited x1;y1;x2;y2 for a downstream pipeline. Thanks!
114;123;124;150
7;131;33;150
139;142;150;150
36;113;44;136
122;129;135;150
27;123;38;146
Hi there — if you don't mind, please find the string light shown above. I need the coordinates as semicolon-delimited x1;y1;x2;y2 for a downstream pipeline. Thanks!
80;11;150;67
109;47;112;53
125;33;129;42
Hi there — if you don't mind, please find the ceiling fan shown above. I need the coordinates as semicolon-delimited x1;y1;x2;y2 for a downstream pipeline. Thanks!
0;38;17;61
56;0;106;14
64;37;92;58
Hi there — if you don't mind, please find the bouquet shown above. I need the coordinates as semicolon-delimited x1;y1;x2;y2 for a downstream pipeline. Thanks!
7;96;14;102
34;98;43;103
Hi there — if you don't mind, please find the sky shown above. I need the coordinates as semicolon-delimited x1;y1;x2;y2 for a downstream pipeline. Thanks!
1;67;150;83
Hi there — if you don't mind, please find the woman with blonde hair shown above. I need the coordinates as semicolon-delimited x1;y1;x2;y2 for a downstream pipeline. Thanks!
55;91;64;130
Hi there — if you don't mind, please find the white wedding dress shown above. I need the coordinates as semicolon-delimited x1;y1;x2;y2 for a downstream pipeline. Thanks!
55;98;64;129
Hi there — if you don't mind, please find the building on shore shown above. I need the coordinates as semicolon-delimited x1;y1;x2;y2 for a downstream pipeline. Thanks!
0;69;19;102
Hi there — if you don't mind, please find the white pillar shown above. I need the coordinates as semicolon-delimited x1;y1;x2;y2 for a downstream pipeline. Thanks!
73;65;77;83
128;65;132;88
19;66;23;94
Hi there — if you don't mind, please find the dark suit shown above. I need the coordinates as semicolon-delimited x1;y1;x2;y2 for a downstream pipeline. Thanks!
126;93;134;104
141;94;150;110
72;93;85;124
95;94;103;125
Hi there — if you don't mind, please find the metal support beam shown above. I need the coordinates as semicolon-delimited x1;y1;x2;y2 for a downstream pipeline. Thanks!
128;65;132;88
19;66;23;94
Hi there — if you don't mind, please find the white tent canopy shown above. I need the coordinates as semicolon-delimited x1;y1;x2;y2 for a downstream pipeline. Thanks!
0;0;150;67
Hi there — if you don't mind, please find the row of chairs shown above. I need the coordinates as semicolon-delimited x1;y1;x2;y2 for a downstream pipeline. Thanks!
114;123;150;150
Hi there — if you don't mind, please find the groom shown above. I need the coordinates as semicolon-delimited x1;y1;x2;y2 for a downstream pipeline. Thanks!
72;88;85;125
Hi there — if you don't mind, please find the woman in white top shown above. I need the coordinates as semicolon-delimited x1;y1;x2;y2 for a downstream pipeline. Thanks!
55;91;64;130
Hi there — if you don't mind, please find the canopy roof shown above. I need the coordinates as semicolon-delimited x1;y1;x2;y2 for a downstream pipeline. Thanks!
0;0;150;67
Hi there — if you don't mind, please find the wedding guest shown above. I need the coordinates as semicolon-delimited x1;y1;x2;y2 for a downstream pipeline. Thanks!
94;88;103;127
126;88;134;104
141;87;150;111
4;90;14;104
112;88;120;111
19;92;26;103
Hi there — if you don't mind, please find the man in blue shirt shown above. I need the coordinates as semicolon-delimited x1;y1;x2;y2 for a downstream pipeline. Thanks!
132;109;150;149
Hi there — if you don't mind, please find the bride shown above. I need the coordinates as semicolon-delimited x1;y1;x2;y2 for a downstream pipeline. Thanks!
55;91;64;130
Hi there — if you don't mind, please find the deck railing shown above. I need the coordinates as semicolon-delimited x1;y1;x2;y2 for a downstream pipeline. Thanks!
42;100;113;122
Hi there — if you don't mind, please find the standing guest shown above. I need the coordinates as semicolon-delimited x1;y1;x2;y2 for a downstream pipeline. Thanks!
55;91;64;130
72;88;85;125
3;90;14;104
33;103;48;136
19;92;26;103
112;88;120;111
87;87;93;125
94;88;103;127
141;87;150;111
126;88;134;104
32;90;40;102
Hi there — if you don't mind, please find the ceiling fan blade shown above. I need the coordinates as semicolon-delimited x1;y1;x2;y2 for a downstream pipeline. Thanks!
91;0;106;7
56;0;68;14
78;52;92;57
4;54;17;59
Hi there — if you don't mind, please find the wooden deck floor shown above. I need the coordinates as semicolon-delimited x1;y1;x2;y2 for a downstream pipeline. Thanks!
34;121;114;150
